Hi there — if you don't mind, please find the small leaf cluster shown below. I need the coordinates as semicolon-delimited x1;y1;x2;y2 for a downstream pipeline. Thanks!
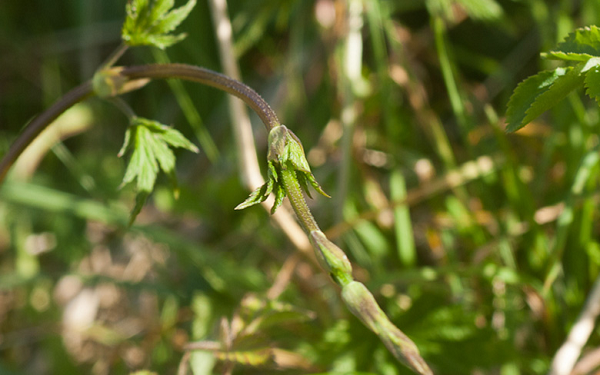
506;26;600;132
122;0;196;49
119;117;198;224
235;125;329;214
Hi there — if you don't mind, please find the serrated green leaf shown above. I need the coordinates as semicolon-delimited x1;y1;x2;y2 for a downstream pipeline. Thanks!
239;125;329;214
149;0;174;24
129;190;150;226
506;70;563;132
297;171;313;199
305;171;330;198
121;126;158;192
523;64;585;122
124;0;150;39
585;65;600;104
161;127;199;152
119;117;198;223
122;0;196;49
147;34;188;50
506;66;584;132
235;163;278;211
271;182;286;214
544;26;600;61
154;0;195;34
234;184;270;210
267;161;279;183
148;134;176;173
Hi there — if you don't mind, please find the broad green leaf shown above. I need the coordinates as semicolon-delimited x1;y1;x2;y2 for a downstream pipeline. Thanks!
544;26;600;61
149;0;174;24
585;65;600;104
523;65;585;124
121;126;158;192
506;66;584;132
122;0;196;49
119;117;198;224
153;0;195;34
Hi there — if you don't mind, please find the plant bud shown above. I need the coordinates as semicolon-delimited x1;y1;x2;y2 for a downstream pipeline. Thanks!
309;231;352;285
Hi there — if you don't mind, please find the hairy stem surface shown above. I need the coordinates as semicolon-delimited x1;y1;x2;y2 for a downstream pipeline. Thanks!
121;64;279;131
280;167;320;233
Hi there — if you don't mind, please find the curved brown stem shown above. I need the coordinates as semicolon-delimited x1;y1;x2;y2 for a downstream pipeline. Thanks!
0;63;281;186
121;64;280;131
0;81;94;183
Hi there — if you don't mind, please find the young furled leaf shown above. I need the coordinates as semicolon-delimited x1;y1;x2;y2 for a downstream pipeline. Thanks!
234;169;274;211
236;125;329;214
119;117;198;224
272;126;329;199
122;0;196;49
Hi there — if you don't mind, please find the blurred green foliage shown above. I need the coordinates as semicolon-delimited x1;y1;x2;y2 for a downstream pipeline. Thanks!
3;0;600;374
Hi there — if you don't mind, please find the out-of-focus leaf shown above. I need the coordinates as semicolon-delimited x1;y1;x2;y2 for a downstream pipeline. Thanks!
455;0;503;21
585;64;600;104
425;0;502;21
544;26;600;61
119;117;198;224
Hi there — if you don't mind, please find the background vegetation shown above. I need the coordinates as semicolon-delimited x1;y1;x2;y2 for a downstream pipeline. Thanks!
2;0;600;374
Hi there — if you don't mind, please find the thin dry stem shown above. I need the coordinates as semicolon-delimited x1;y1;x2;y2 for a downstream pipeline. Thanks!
548;274;600;375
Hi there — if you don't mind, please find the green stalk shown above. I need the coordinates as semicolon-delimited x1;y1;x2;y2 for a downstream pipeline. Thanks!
280;167;320;233
260;126;431;373
432;16;469;133
0;63;432;374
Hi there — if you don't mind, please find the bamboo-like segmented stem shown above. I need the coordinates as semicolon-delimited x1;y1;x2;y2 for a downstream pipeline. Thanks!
121;64;280;131
0;81;94;183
